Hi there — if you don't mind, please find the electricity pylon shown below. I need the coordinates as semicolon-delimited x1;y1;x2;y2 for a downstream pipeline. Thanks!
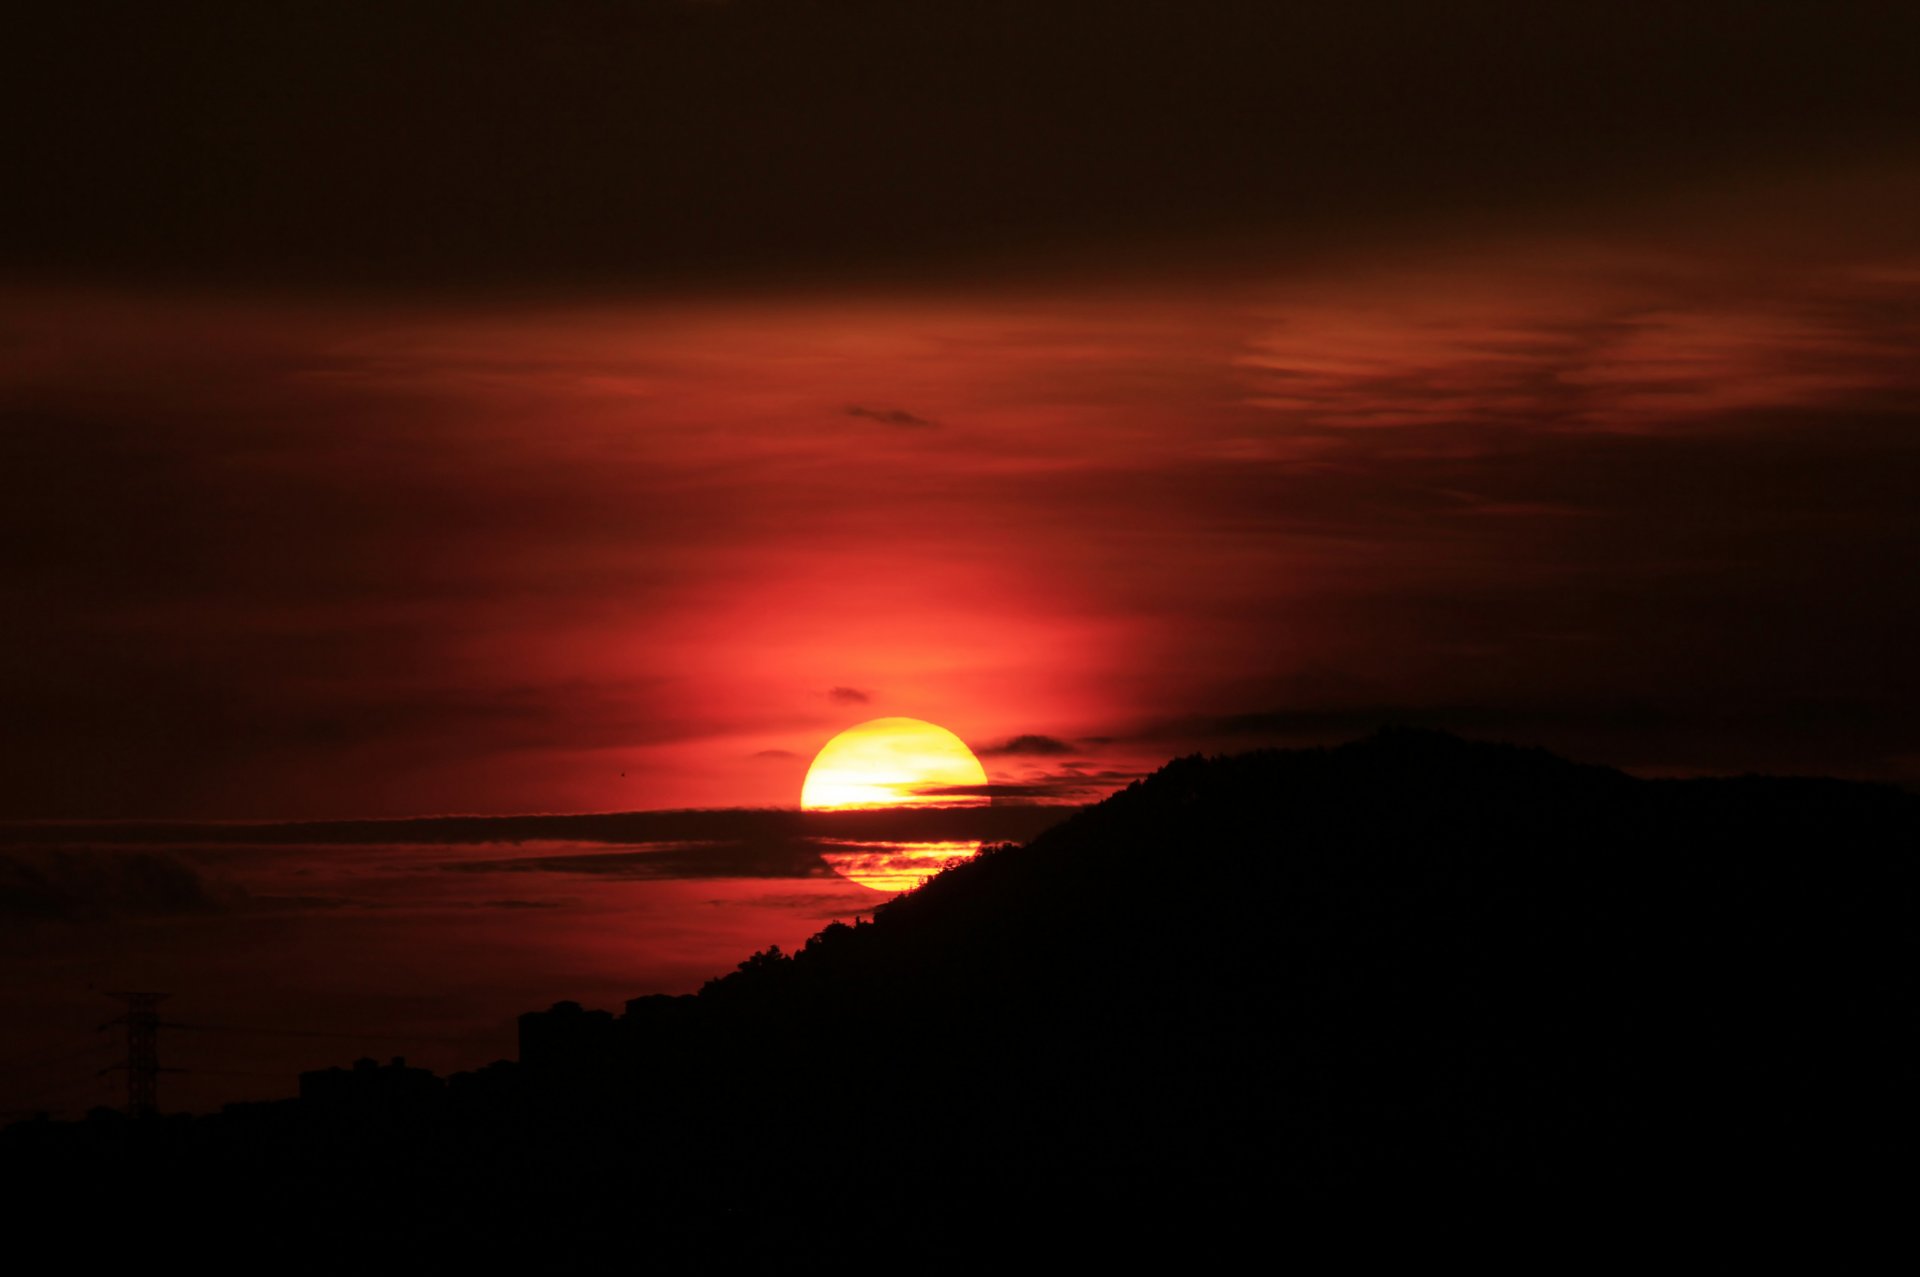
101;991;170;1117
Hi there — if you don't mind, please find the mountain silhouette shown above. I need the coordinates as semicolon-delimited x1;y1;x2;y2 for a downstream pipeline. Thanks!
4;730;1909;1259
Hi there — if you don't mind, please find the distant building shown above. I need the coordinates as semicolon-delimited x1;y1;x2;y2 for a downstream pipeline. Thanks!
517;1001;617;1072
299;1056;442;1109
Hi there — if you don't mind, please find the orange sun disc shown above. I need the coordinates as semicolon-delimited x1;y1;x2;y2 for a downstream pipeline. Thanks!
801;717;989;892
800;717;989;810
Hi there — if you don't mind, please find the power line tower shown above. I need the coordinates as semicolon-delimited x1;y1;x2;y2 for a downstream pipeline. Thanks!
102;991;170;1117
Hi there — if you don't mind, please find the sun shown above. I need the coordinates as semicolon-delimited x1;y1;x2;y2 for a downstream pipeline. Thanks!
802;717;989;893
801;717;989;810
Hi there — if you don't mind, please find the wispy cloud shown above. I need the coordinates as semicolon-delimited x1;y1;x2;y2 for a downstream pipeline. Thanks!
0;805;1077;852
0;848;243;922
846;404;936;429
442;840;833;882
981;734;1077;757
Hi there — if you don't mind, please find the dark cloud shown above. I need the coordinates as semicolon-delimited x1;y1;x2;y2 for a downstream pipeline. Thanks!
751;749;800;760
0;805;1076;852
912;781;1106;803
0;848;242;922
239;894;571;913
444;829;1064;884
444;840;833;882
826;687;873;705
717;891;891;920
846;405;937;429
251;894;359;912
982;735;1077;756
3;3;1913;292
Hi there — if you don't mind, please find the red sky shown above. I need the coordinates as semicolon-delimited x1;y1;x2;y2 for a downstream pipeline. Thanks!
6;177;1919;822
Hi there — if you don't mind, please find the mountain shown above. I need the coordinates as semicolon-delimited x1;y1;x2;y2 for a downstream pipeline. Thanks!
4;730;1910;1259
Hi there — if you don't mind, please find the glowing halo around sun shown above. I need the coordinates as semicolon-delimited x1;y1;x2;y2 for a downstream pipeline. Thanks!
801;717;989;893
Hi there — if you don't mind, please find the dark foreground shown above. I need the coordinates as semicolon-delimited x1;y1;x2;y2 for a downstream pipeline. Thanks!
4;731;1910;1259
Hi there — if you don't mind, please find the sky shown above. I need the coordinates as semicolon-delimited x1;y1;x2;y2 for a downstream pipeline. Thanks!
3;1;1917;1112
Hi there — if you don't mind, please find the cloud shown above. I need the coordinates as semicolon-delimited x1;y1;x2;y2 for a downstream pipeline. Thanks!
846;405;936;429
444;839;832;882
912;780;1108;804
251;894;359;912
0;807;1085;893
0;848;243;922
714;890;890;920
982;734;1077;756
0;805;1077;851
751;748;800;760
826;687;873;704
234;892;574;914
4;5;1912;291
1235;268;1920;435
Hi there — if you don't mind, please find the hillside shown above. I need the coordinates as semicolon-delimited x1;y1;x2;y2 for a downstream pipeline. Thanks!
4;730;1910;1257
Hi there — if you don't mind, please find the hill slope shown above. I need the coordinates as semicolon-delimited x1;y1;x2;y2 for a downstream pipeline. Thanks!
6;730;1911;1255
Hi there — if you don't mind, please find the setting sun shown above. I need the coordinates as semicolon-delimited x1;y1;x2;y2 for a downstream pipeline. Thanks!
800;717;989;810
802;717;990;893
